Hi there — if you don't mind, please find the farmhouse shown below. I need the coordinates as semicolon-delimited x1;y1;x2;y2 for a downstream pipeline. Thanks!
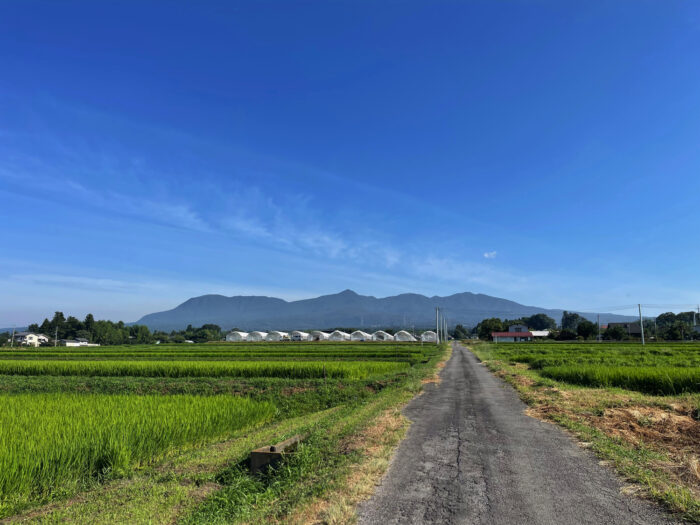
421;330;437;343
225;331;248;342
350;330;372;341
14;332;49;347
372;330;394;341
394;330;417;342
309;331;330;341
329;330;351;341
247;331;268;342
291;331;309;341
267;331;289;341
491;330;533;342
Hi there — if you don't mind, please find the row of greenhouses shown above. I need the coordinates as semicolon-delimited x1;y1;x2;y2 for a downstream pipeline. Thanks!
225;329;437;343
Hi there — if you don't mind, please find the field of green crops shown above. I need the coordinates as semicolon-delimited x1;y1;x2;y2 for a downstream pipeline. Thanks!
0;359;408;379
0;394;274;511
0;341;436;520
482;342;700;394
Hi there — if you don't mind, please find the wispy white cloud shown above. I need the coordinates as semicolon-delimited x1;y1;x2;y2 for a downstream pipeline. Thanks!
411;256;531;291
483;251;497;259
0;165;210;233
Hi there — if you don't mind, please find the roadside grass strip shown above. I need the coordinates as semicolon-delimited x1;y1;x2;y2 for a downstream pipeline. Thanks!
0;360;408;380
541;365;700;395
0;394;275;518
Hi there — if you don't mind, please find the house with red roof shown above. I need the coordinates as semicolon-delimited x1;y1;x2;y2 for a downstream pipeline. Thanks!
491;324;533;342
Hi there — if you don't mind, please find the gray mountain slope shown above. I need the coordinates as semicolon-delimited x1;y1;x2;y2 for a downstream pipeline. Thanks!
136;290;633;331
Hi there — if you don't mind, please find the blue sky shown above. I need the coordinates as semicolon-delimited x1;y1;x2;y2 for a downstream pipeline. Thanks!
2;1;700;325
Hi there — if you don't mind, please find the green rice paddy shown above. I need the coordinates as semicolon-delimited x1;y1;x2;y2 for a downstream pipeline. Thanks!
483;342;700;394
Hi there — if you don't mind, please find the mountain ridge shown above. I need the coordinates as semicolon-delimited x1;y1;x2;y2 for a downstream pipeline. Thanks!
136;290;635;331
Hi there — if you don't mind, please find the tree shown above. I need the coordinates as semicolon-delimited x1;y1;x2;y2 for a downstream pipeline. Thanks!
27;323;40;333
561;311;584;331
453;324;469;339
134;325;152;344
477;318;504;340
75;330;92;342
84;313;95;334
655;312;676;329
64;316;83;339
576;320;597;340
603;325;628;341
557;328;578;341
50;311;66;338
522;314;557;331
39;318;51;334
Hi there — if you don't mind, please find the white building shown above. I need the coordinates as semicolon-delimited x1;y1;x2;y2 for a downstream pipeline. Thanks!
371;330;394;341
350;330;372;341
394;330;417;342
530;330;550;338
420;330;437;343
247;331;268;342
267;331;289;341
291;331;309;341
309;331;330;341
329;330;351;341
226;331;249;342
15;332;49;347
61;338;100;347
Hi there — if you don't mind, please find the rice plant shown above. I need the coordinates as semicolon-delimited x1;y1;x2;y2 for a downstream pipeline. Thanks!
0;394;275;516
540;365;700;395
0;359;408;379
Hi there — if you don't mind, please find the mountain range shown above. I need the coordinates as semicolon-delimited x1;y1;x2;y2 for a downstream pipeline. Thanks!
136;290;634;331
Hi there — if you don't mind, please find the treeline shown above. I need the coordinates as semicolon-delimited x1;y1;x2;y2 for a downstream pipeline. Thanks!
472;311;700;341
1;312;224;346
649;311;699;341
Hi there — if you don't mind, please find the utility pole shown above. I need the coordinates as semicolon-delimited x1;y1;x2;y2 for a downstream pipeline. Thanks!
10;326;15;348
597;314;600;342
54;325;58;347
638;304;645;346
436;307;440;344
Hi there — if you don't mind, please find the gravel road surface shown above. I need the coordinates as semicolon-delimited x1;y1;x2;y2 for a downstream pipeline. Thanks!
358;343;677;525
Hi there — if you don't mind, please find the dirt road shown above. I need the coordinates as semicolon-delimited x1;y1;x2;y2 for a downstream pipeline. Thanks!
358;343;677;524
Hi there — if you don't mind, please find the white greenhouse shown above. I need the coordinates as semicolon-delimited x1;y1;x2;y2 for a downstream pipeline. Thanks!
394;330;417;342
291;331;309;341
350;330;372;341
266;331;289;342
247;331;268;342
309;331;330;341
225;331;249;342
329;330;351;341
420;330;438;343
371;330;394;341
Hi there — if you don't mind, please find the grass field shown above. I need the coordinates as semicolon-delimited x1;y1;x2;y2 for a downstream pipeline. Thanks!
471;341;700;521
0;341;444;522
